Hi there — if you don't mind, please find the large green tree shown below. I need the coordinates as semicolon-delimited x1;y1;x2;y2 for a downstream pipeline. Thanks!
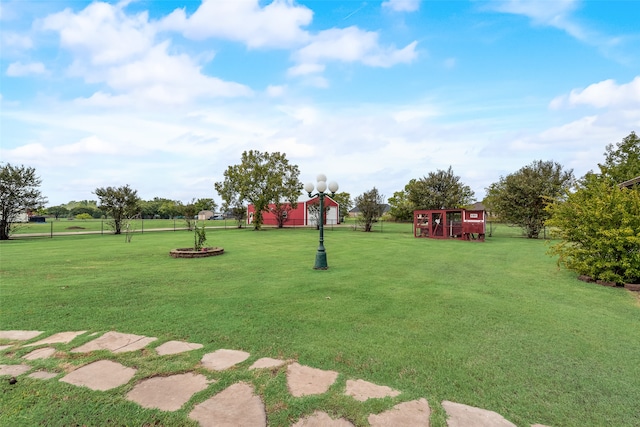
387;182;415;222
354;187;385;232
485;160;574;238
94;185;141;234
546;132;640;284
407;167;474;210
0;163;47;240
46;205;69;220
215;151;301;230
598;131;640;184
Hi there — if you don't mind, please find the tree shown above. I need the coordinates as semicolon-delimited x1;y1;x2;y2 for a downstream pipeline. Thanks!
159;200;183;219
307;199;330;230
407;167;474;210
215;150;302;230
194;198;217;213
387;184;414;222
182;199;198;230
46;205;69;220
485;160;574;238
331;192;352;222
598;131;640;184
354;187;385;232
270;202;293;228
0;163;47;240
94;185;140;235
546;175;639;284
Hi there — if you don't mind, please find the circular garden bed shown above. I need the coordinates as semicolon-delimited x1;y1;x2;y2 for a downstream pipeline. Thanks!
169;247;224;258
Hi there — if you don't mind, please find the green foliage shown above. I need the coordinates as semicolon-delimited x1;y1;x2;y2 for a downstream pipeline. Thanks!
94;185;141;235
485;160;574;238
46;205;69;220
597;131;640;184
181;199;198;230
387;186;414;221
547;177;640;284
75;213;92;220
194;197;217;213
407;167;474;210
215;150;301;230
193;221;207;250
0;163;47;240
354;187;385;232
331;192;352;220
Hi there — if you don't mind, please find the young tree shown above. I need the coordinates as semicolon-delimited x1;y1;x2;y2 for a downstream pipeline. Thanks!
270;202;293;228
354;187;385;232
485;160;574;238
407;167;474;210
306;199;330;230
182;199;198;230
215;150;302;230
94;185;140;235
0;163;47;240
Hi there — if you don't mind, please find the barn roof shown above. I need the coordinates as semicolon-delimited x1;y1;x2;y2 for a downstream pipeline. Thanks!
619;176;640;188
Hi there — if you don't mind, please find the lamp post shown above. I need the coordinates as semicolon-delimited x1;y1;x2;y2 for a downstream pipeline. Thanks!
304;174;339;270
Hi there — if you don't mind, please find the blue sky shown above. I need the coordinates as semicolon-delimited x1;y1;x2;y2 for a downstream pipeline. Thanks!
1;0;639;207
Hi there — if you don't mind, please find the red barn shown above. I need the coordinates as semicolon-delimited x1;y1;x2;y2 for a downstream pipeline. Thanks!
413;209;486;241
247;196;340;226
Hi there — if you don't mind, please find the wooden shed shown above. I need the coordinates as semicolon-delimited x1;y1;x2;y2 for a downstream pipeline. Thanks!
413;209;486;241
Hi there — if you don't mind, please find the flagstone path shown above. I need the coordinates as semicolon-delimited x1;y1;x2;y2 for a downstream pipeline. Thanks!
0;329;551;426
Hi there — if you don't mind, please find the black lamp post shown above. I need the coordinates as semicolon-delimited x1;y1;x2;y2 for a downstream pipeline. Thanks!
304;174;339;270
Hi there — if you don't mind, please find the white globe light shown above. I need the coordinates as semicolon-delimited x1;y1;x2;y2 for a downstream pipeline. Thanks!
316;181;327;193
316;173;327;183
304;182;315;193
328;181;339;193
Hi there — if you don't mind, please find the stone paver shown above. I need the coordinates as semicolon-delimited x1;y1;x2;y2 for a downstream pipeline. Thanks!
60;360;137;391
287;362;339;397
344;379;401;401
71;331;157;354
155;340;203;355
0;330;43;341
368;398;430;426
29;371;59;380
23;347;56;360
442;400;516;427
25;331;87;347
189;382;266;427
0;364;31;376
249;357;287;370
201;349;250;371
292;410;355;427
127;372;210;411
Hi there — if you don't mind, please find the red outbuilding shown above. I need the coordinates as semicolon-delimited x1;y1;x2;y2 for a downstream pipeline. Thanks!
247;196;340;226
413;209;486;241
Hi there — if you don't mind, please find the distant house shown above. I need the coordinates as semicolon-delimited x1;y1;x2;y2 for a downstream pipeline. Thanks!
247;196;340;226
197;210;214;220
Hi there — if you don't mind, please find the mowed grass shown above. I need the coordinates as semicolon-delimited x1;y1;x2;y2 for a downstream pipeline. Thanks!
1;224;639;426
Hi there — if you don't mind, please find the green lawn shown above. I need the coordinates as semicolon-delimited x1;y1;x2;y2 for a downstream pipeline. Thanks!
1;224;639;426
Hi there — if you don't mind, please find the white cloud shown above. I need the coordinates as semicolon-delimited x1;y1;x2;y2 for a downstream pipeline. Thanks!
287;63;325;77
6;61;46;76
292;26;418;72
40;2;251;106
2;32;32;49
41;2;155;65
266;85;286;97
490;0;578;24
157;0;313;49
382;0;421;13
550;76;640;109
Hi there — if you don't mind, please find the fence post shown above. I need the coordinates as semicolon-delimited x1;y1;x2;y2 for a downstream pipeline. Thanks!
50;221;53;238
141;218;144;234
101;221;103;235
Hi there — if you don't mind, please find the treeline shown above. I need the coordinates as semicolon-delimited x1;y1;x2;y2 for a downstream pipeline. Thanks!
44;197;218;220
